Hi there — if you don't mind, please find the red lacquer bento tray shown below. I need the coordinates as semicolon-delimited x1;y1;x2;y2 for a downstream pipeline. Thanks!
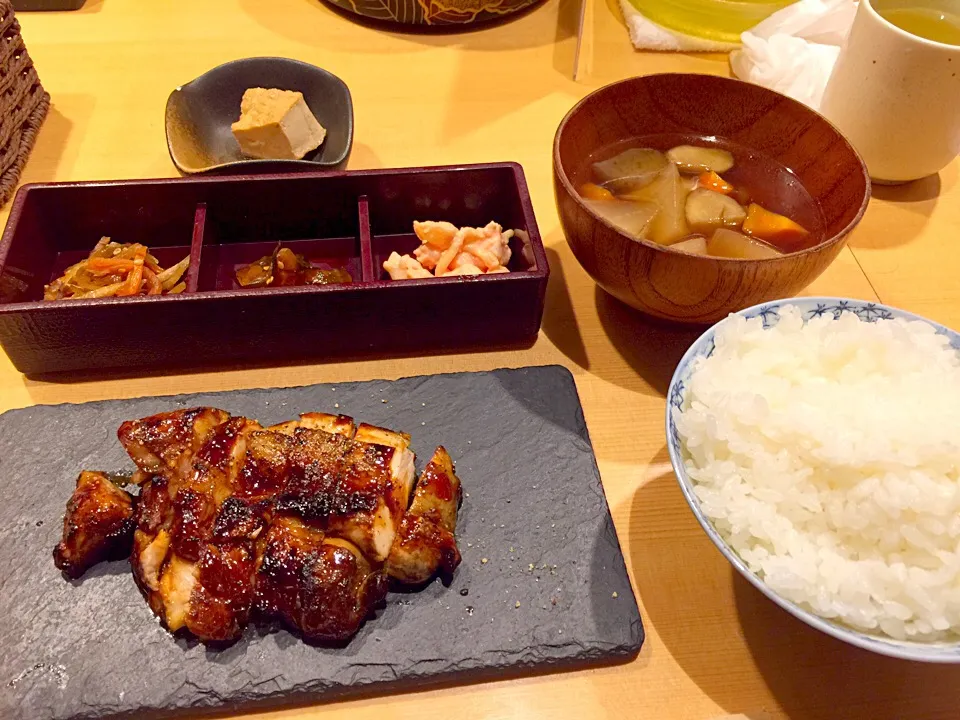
0;163;548;375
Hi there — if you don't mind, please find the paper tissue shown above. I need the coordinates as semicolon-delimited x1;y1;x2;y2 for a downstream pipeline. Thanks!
621;0;858;110
731;0;857;109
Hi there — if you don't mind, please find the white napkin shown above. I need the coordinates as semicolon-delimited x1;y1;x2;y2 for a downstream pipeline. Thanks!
731;0;857;109
620;0;858;110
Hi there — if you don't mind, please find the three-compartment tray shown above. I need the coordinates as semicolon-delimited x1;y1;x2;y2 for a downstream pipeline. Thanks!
0;163;548;374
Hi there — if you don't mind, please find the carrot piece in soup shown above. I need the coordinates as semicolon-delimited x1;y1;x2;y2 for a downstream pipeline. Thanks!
742;204;809;247
697;170;734;195
580;183;616;201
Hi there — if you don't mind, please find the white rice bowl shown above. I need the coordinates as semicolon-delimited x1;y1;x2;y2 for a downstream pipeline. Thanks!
671;302;960;647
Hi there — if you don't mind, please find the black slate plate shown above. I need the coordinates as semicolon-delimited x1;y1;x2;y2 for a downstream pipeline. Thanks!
165;57;354;175
0;365;642;720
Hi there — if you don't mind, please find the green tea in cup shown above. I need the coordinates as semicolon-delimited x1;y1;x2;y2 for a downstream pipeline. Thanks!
820;0;960;182
878;4;960;45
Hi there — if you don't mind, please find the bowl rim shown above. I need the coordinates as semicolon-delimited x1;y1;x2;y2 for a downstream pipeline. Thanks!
553;73;872;263
165;56;355;175
665;296;960;662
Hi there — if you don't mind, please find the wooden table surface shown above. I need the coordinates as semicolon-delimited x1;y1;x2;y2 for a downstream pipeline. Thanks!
5;1;960;718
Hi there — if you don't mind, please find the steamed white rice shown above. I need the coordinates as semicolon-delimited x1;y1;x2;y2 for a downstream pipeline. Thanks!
675;305;960;641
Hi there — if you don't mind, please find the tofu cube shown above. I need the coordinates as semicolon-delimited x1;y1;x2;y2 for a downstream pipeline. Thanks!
230;88;327;161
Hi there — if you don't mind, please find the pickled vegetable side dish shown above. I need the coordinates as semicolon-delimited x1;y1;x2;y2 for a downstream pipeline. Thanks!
236;246;353;288
577;136;824;259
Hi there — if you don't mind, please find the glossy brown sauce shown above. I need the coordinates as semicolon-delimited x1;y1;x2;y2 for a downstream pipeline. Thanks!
419;464;453;502
171;487;216;561
193;417;246;471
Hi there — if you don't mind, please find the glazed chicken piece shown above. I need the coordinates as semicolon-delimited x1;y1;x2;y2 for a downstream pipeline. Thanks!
132;413;263;636
321;422;416;562
254;516;387;642
190;415;264;506
130;476;172;618
268;414;416;562
158;505;264;640
268;411;356;437
385;447;463;584
57;407;463;645
53;471;136;578
130;410;414;641
118;407;229;486
185;497;264;641
230;411;352;505
169;415;262;562
233;429;295;503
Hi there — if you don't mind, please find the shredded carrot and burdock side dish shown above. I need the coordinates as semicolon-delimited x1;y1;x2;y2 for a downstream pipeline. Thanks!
43;238;190;301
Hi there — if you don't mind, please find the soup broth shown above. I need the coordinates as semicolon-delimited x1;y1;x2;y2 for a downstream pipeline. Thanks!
575;134;825;258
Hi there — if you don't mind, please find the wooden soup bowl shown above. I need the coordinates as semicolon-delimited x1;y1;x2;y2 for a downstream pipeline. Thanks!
553;74;871;324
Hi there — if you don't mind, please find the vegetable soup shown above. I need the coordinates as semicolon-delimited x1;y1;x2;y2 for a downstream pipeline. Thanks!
575;135;825;259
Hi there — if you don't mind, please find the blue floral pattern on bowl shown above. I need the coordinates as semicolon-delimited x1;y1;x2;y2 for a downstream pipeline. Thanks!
665;297;960;662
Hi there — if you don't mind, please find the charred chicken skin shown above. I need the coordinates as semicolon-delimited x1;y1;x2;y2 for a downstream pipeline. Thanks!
54;408;463;644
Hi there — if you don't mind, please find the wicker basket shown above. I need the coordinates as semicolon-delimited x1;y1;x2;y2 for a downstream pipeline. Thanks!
0;0;49;206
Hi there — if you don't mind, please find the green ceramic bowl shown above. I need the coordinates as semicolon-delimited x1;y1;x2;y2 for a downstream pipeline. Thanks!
628;0;793;43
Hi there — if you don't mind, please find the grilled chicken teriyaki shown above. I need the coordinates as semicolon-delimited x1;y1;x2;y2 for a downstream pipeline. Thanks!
52;408;464;644
53;471;136;579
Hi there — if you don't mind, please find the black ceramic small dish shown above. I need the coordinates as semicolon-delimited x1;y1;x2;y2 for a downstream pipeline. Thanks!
165;57;353;175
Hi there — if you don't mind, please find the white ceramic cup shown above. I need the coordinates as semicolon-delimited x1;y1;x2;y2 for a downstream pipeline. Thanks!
820;0;960;184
